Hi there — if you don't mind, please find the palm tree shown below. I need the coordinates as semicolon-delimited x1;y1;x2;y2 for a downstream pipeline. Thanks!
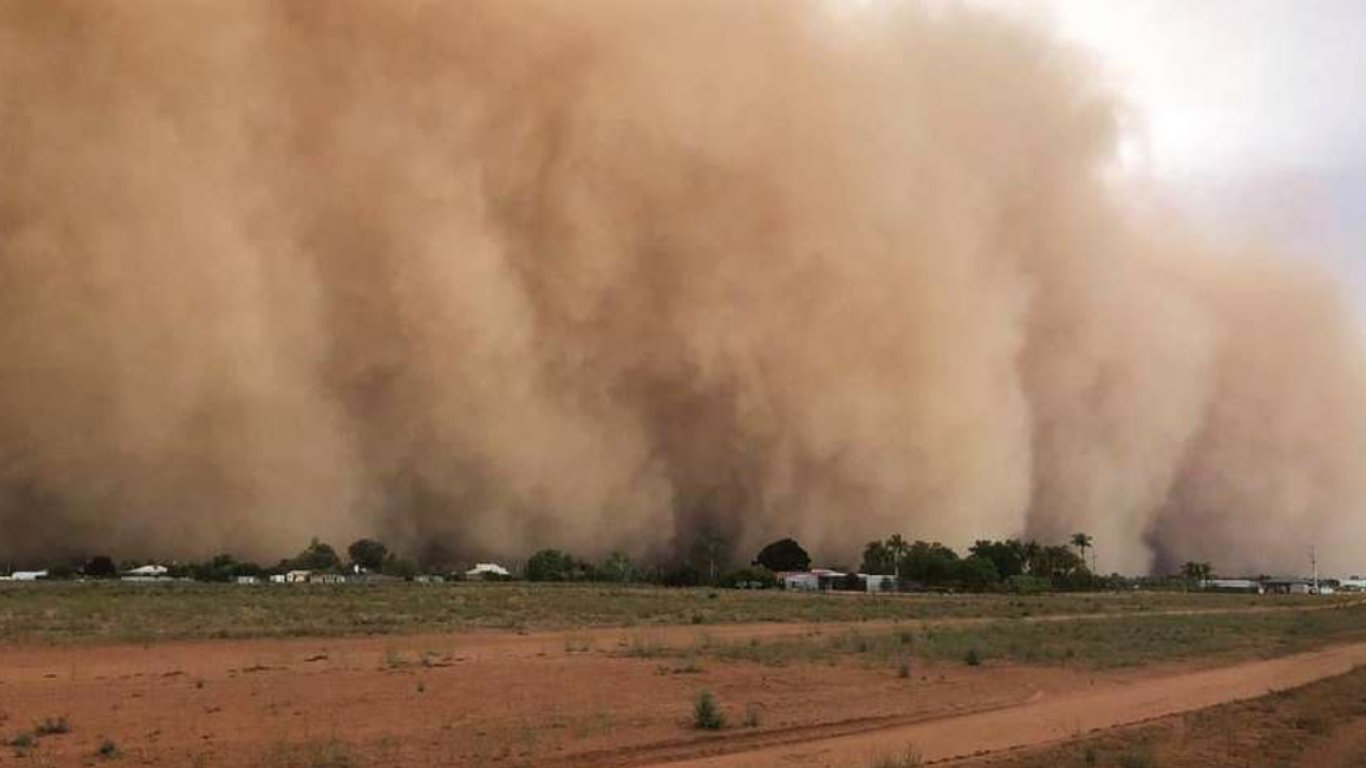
1070;533;1093;572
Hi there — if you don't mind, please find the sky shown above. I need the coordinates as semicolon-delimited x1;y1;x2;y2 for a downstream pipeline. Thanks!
987;0;1366;281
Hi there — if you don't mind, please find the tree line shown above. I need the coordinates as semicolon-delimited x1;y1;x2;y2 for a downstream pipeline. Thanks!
12;530;1220;593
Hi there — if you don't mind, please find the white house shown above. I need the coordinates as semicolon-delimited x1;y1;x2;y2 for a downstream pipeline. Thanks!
780;572;819;591
465;563;510;580
9;570;48;581
122;564;170;580
862;574;897;593
285;570;312;583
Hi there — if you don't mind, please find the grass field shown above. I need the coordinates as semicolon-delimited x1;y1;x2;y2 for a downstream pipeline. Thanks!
657;600;1366;669
0;581;1347;645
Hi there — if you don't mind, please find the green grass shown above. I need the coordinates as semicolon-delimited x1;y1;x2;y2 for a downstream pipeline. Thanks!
0;581;1347;645
677;602;1366;669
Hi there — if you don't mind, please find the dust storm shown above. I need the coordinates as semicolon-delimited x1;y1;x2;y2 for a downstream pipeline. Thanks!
1;1;1362;574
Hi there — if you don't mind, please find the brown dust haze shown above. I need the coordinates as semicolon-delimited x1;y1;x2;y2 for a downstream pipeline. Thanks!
2;1;1363;574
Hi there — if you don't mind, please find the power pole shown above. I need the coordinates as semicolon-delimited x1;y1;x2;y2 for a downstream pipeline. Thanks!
1310;545;1319;595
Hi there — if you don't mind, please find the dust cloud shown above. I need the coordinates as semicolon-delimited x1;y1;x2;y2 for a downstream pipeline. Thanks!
1;1;1362;574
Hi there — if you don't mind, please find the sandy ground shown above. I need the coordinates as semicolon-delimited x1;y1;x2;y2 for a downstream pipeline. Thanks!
1;621;1364;767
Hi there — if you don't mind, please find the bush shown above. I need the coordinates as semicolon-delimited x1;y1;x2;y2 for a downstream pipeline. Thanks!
692;690;725;730
964;648;982;666
1117;748;1156;768
35;717;69;736
1004;575;1052;595
723;566;778;589
525;549;593;582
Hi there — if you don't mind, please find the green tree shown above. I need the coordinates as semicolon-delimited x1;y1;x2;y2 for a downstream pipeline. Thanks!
347;539;389;572
525;549;591;582
1182;560;1213;586
381;554;418;580
599;551;638;583
688;529;731;586
84;556;117;579
753;538;811;572
901;541;960;586
290;538;341;572
860;540;895;575
957;555;1000;591
887;534;910;579
969;540;1025;579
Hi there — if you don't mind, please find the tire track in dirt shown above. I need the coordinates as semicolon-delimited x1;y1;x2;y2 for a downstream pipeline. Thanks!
629;641;1366;768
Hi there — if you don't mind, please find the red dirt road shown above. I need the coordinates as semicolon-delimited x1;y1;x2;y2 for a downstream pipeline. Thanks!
1;620;1364;767
648;641;1366;767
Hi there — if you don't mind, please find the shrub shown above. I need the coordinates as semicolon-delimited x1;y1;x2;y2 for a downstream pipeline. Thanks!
35;717;69;736
1117;747;1156;768
97;739;120;759
964;648;982;666
869;747;924;767
692;690;725;730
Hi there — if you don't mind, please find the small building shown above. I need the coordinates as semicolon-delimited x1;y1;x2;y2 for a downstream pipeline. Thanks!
811;568;849;590
414;574;445;584
285;570;312;583
268;574;287;584
862;574;897;593
1256;573;1333;593
1338;578;1366;592
465;563;511;580
779;571;819;591
125;564;169;578
308;572;346;584
235;575;260;585
10;570;48;582
1199;578;1264;594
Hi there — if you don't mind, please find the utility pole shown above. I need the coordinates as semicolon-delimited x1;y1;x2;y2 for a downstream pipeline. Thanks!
1310;545;1319;595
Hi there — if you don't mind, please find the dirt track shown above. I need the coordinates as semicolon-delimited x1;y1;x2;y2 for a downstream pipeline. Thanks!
646;641;1366;767
1;614;1364;767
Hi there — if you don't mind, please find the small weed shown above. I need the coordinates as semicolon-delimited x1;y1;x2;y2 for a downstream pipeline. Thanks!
964;648;982;666
672;657;704;674
10;731;34;749
416;681;426;694
1084;745;1097;765
742;703;761;728
897;660;912;678
35;716;69;736
1117;747;1156;768
868;746;924;767
97;738;120;759
692;690;725;730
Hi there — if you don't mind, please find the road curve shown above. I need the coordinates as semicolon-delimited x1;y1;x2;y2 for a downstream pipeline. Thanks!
641;640;1366;767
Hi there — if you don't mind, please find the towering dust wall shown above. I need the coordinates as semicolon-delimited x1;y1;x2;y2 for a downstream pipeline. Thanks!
1;1;1362;573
